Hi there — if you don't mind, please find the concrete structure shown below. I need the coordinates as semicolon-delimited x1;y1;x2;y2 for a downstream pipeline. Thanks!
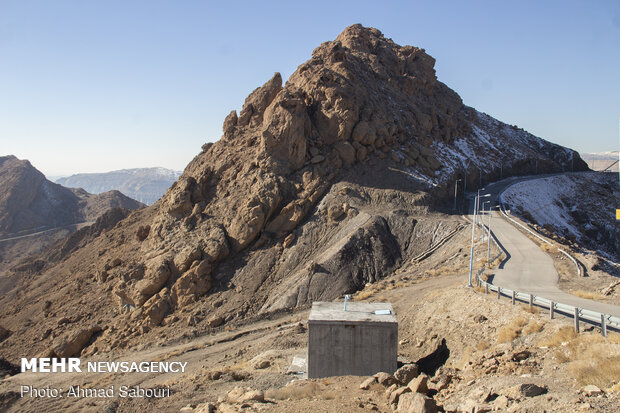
307;301;398;378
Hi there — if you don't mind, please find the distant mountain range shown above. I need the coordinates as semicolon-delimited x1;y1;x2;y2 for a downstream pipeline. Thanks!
0;156;144;238
580;151;618;172
55;167;182;205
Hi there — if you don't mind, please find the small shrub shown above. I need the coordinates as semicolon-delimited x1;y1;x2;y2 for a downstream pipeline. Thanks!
538;326;578;348
497;317;529;343
569;354;620;389
523;321;544;335
497;326;519;343
355;289;375;300
540;243;558;253
571;290;606;301
537;329;620;388
553;349;571;363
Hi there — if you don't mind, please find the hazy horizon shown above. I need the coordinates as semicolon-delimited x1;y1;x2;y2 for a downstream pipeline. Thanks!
1;0;619;176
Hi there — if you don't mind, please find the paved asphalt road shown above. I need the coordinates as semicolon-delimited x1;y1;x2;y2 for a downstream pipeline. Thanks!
470;174;620;318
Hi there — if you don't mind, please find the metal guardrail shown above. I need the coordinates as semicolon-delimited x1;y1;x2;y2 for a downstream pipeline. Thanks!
476;276;620;335
473;184;620;336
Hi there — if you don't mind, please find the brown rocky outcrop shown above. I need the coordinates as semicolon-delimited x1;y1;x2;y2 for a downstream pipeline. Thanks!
51;326;102;358
0;24;590;361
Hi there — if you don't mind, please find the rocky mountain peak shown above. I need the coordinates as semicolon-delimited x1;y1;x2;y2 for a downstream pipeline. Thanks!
215;25;463;176
0;25;588;362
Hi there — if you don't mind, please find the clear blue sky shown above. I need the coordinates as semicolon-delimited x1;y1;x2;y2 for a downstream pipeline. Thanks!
1;0;618;176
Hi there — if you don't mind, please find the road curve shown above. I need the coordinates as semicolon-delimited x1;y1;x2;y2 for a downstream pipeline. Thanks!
472;175;620;318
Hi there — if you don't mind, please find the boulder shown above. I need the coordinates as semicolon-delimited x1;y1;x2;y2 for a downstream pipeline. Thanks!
394;363;419;385
143;296;170;327
389;386;412;406
516;383;548;397
227;186;282;251
265;199;306;236
167;177;194;216
360;376;377;390
397;392;438;413
202;224;229;263
582;385;603;397
249;350;281;369
511;350;531;362
385;383;399;398
334;141;356;165
374;372;398;386
207;315;224;328
356;145;368;162
408;373;429;394
52;326;102;358
174;246;202;273
172;269;211;308
327;204;345;221
133;256;171;306
226;386;265;403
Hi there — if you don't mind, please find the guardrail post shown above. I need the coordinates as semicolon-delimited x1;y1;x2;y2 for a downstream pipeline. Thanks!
601;314;607;337
550;302;554;319
511;291;515;305
485;283;489;294
497;287;501;300
529;294;533;307
574;308;580;333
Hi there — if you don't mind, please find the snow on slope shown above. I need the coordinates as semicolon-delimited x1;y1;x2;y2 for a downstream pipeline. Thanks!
500;172;619;261
392;109;578;189
501;175;581;239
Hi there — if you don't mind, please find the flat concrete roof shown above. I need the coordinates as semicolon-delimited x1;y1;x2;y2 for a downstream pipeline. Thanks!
308;301;397;324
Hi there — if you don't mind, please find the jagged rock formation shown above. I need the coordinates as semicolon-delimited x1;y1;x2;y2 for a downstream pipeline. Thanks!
0;25;588;360
56;167;181;205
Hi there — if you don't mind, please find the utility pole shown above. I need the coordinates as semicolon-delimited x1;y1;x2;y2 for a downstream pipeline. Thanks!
482;201;490;238
463;170;467;193
487;205;498;261
468;195;478;288
454;179;461;210
475;189;480;225
469;192;490;287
